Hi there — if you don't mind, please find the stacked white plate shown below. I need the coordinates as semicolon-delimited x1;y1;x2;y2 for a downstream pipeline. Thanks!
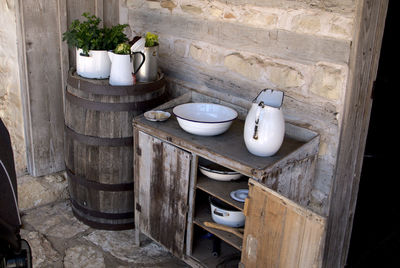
198;158;241;181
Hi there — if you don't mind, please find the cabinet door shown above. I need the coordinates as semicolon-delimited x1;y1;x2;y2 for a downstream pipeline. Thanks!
134;131;191;257
241;179;326;268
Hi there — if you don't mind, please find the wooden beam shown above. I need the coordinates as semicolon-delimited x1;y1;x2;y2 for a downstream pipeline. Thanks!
323;0;389;267
128;9;351;65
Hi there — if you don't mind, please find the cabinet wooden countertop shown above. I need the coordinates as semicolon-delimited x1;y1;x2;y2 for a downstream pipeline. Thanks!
133;110;319;180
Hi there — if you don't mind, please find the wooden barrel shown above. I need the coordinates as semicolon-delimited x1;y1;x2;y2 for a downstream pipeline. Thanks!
64;69;167;230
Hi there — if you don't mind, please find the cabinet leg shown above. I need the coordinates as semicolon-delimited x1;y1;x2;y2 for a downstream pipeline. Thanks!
135;228;141;246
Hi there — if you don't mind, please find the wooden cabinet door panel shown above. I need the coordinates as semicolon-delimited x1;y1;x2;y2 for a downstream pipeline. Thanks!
135;131;191;257
241;179;326;268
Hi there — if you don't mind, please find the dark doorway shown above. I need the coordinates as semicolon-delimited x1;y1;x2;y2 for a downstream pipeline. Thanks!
346;1;399;267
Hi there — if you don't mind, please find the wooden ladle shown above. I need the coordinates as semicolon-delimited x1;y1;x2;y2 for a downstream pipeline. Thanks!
203;221;244;238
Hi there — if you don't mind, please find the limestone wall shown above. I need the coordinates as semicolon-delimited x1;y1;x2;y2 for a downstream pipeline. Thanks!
124;0;356;215
0;0;26;175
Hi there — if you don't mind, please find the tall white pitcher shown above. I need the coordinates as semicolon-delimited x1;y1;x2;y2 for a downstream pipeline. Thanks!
244;89;285;157
108;51;145;86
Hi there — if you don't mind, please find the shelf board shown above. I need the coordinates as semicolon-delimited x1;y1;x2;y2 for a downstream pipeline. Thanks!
196;175;248;211
194;204;243;251
191;231;241;268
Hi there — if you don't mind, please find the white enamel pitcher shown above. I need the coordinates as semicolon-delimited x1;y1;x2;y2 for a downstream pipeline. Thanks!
244;89;285;157
108;51;145;86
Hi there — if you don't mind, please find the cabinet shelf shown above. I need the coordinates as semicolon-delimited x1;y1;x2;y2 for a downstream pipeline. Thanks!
196;175;248;211
191;225;241;267
194;201;243;251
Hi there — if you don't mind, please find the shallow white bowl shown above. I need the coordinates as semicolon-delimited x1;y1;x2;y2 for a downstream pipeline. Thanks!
199;167;242;181
173;103;238;136
198;158;241;181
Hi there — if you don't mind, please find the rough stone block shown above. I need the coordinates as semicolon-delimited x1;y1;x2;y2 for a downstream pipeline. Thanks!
146;0;161;9
22;201;90;239
64;245;106;268
181;4;203;15
268;63;304;88
310;63;345;100
160;0;177;11
189;44;222;66
0;0;26;175
20;230;61;268
208;5;223;18
242;9;278;28
224;53;263;81
17;172;68;211
174;39;188;58
84;230;183;265
292;13;321;34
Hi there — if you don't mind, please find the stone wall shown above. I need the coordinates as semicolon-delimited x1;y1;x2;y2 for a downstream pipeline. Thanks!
0;0;26;176
124;0;356;215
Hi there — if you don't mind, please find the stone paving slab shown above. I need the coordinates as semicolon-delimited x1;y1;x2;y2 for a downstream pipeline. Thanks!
17;172;68;211
20;200;188;268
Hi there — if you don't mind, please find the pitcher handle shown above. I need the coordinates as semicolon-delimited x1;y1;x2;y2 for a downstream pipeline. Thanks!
132;52;146;75
253;101;264;140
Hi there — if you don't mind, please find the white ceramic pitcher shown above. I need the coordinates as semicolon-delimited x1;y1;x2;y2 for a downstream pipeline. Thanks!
244;89;285;157
108;51;145;86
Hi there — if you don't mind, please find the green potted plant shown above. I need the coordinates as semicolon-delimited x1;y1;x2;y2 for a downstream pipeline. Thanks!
62;12;128;79
133;32;159;82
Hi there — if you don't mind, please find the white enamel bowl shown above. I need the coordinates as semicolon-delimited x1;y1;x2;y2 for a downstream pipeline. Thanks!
173;103;238;136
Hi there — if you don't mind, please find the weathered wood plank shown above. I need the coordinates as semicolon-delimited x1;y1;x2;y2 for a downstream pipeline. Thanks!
323;0;389;267
241;179;326;268
103;0;119;27
129;9;350;64
185;153;198;256
213;0;355;13
16;0;66;176
135;131;191;257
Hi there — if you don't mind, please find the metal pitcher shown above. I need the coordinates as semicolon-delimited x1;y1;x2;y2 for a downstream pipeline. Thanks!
134;45;159;82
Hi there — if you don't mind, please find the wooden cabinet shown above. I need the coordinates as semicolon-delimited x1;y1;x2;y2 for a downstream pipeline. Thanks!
133;92;326;267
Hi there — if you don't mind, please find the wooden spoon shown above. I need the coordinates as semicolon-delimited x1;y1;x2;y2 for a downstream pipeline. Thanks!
203;221;244;238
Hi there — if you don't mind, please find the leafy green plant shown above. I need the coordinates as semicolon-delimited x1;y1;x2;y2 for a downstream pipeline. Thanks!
145;32;159;47
62;12;128;56
114;43;131;55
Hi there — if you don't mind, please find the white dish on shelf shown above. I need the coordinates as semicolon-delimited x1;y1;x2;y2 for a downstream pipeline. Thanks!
210;197;245;228
144;110;171;122
172;103;238;136
230;189;249;203
198;158;241;181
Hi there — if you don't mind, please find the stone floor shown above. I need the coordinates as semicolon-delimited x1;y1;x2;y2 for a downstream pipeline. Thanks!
20;200;188;268
16;172;188;268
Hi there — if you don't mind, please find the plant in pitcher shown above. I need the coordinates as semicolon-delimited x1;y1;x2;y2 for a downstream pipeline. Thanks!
62;12;128;79
108;43;144;86
132;32;160;82
145;32;159;47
